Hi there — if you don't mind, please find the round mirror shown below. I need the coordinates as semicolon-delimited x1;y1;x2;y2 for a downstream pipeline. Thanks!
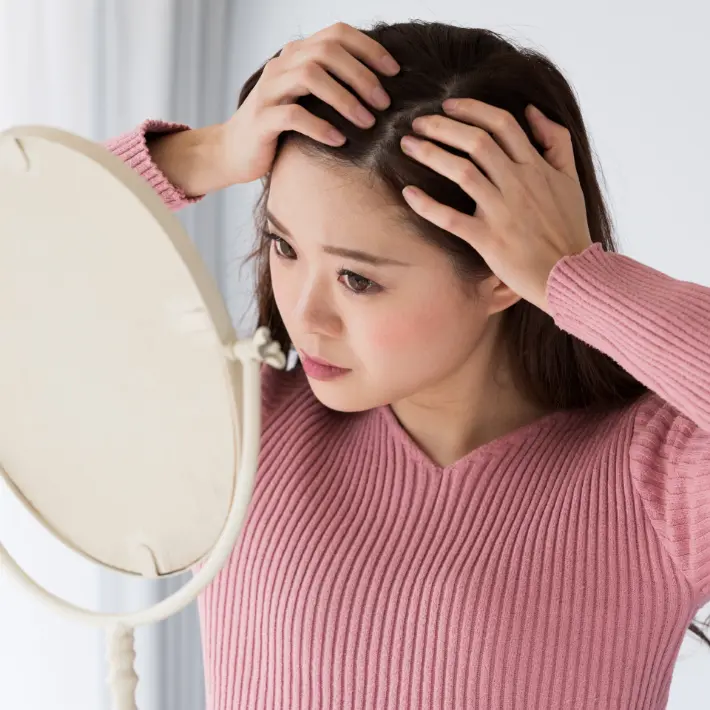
0;125;248;579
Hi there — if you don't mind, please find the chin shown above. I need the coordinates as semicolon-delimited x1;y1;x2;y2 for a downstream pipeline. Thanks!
305;375;383;413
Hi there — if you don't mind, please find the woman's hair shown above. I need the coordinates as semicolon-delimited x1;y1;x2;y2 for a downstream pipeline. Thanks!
237;19;710;646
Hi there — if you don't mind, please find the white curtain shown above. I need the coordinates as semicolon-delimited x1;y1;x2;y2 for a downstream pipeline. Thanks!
0;1;239;709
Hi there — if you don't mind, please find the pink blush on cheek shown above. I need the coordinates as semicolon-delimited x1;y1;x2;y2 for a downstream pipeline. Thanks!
367;312;435;351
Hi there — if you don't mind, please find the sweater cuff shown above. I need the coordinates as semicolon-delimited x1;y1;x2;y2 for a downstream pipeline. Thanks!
102;119;204;211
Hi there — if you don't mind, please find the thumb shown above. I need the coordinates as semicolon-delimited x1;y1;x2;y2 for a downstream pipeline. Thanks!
526;104;578;180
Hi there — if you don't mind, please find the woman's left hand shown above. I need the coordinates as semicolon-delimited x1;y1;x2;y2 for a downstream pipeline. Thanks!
399;98;594;314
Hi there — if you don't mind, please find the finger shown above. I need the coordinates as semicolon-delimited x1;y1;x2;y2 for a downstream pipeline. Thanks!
442;98;540;165
307;39;392;110
269;63;376;129
265;103;346;146
278;39;303;58
401;186;488;249
400;135;501;210
317;22;401;76
525;105;578;180
410;115;516;192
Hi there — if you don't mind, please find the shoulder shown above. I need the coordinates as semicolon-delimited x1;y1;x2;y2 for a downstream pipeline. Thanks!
539;393;655;469
626;389;709;469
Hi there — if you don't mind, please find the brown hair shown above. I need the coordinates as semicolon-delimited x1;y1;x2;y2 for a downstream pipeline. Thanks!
238;19;710;646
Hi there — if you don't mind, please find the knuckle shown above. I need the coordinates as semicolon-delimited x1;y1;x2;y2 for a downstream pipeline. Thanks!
416;141;433;158
316;38;340;57
422;115;444;131
324;21;350;39
298;62;320;83
459;162;480;185
442;212;460;232
284;104;303;122
470;129;490;153
263;56;282;74
281;40;300;55
497;110;517;133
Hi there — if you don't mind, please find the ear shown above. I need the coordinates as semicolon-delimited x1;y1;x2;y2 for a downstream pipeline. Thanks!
478;274;523;315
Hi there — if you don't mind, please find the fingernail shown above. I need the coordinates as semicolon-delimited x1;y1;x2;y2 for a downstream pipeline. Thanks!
400;135;419;154
327;129;346;145
372;86;390;109
380;56;400;75
356;105;376;127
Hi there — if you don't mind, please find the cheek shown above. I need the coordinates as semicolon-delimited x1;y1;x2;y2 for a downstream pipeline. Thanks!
366;300;451;352
270;257;292;316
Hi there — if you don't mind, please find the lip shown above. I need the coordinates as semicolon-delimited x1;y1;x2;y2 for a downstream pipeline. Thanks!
299;349;351;381
300;350;346;369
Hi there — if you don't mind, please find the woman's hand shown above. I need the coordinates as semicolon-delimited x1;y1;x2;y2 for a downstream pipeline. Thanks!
398;99;594;314
218;21;400;186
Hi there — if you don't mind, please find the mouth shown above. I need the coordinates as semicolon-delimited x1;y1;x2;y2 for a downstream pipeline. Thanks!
298;349;352;380
300;349;345;369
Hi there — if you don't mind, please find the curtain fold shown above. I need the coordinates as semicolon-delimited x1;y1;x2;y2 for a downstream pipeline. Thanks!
0;1;236;709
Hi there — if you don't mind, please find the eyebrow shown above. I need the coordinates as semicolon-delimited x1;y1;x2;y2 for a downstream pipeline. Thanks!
266;209;411;267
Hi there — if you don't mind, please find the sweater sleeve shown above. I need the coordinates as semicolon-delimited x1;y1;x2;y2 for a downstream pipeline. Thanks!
102;119;204;211
546;242;710;607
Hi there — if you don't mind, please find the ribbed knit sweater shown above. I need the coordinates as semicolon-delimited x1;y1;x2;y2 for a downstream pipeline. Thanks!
104;120;710;710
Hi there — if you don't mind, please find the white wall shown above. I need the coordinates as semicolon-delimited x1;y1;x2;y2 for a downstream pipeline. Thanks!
1;0;709;709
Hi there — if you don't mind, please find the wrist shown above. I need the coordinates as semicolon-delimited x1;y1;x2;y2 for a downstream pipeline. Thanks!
189;122;233;193
147;122;231;197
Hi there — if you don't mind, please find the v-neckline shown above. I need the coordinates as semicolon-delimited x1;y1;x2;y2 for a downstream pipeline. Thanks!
377;402;568;474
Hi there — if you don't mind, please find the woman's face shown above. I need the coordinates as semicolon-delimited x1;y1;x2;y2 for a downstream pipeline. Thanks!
266;142;520;413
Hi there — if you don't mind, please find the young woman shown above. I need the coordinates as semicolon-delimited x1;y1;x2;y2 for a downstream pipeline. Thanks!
104;20;710;710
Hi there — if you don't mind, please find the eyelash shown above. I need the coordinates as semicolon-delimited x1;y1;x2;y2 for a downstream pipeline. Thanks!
264;232;383;296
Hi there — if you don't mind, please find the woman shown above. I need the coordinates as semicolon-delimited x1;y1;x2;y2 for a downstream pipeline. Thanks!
104;19;710;710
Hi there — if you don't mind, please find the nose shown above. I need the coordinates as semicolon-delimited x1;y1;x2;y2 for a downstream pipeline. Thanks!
295;282;341;339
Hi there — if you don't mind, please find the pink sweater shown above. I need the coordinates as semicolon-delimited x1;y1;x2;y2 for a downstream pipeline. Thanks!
105;121;710;710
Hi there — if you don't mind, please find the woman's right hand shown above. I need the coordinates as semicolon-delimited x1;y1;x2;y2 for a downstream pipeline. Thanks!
218;21;401;185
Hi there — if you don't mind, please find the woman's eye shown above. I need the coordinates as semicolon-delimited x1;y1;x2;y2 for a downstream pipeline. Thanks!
267;233;296;259
267;231;381;295
338;269;381;295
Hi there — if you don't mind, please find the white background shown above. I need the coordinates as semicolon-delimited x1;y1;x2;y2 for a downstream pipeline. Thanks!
1;1;708;709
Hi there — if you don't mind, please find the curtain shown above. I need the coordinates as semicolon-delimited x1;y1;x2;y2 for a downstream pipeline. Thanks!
0;1;237;708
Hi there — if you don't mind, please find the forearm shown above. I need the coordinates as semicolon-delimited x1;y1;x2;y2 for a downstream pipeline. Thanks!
146;123;231;197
